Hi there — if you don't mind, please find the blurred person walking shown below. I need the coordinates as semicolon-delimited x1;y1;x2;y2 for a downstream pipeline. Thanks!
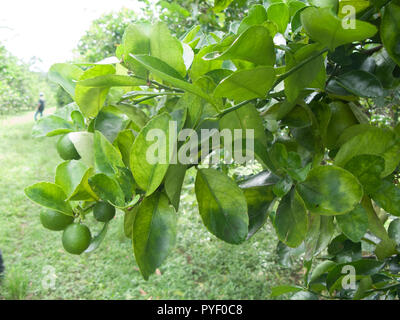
34;92;45;121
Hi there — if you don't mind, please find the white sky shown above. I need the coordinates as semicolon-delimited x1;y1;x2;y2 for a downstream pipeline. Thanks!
0;0;148;71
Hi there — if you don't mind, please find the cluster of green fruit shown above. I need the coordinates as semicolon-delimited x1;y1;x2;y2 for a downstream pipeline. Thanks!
40;201;115;255
40;134;116;255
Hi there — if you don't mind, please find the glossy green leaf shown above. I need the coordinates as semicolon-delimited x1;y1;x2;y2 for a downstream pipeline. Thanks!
130;54;215;105
94;131;124;176
133;192;177;280
85;222;109;253
219;103;270;168
74;65;116;118
381;2;400;66
195;168;249;244
190;45;224;82
67;132;94;168
240;182;276;239
270;285;303;298
25;182;73;215
305;214;335;259
296;165;363;215
55;160;93;200
275;189;308;247
300;7;377;50
130;112;172;196
237;4;268;34
113;129;135;167
88;173;125;207
335;70;384;98
32;115;74;138
344;155;385;194
114;104;149;132
150;22;186;76
388;219;400;245
335;126;400;177
94;108;127;143
214;0;233;12
284;43;326;102
48;63;83;98
372;180;400;217
336;204;368;242
204;26;275;66
124;206;138;239
77;74;146;87
267;2;290;34
164;163;187;211
214;66;276;101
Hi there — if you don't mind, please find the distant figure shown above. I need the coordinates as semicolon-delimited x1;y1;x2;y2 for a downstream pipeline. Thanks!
34;93;45;121
0;250;4;282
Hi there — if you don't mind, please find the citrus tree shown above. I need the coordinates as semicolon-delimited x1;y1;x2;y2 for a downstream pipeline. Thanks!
25;0;400;299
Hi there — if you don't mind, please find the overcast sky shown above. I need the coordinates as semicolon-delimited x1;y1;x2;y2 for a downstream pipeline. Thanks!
0;0;148;71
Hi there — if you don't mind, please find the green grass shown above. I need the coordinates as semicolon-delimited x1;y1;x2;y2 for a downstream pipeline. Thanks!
0;118;298;300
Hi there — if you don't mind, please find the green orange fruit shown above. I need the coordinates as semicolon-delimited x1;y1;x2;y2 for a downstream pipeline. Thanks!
62;223;92;255
40;210;74;231
57;134;81;160
93;202;115;222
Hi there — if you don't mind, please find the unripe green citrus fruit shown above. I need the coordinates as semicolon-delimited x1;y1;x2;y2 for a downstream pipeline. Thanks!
62;223;91;255
57;134;81;160
40;210;74;231
326;101;358;149
93;201;115;222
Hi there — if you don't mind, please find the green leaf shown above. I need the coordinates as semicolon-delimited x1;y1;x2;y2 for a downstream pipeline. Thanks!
381;2;400;66
214;0;233;12
88;173;125;207
85;222;109;253
119;23;151;78
326;260;385;291
74;65;116;118
372;180;400;217
214;66;276;101
164;163;187;211
388;219;400;245
77;74;146;87
25;182;73;215
55;160;94;201
270;285;303;298
335;70;384;98
344;155;385;194
305;214;335;259
94;131;124;176
219;103;271;168
336;204;368;242
130;54;215;106
67;132;94;168
195;168;249;244
150;22;186;76
309;260;336;284
290;291;318;300
275;189;308;247
284;43;326;102
133;192;177;280
130;112;172;196
240;183;276;239
353;276;373;300
32;115;74;138
48;63;83;98
300;7;377;50
71;110;85;129
237;4;268;34
203;26;275;66
94;108;127;143
267;2;290;34
296;165;363;215
335;126;400;177
114;104;149;132
113;129;135;167
124;206;138;239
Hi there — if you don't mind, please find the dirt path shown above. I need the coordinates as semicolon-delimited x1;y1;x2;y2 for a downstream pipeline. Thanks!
1;108;56;126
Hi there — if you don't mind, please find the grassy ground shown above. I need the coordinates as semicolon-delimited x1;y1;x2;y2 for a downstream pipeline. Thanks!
0;112;299;300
